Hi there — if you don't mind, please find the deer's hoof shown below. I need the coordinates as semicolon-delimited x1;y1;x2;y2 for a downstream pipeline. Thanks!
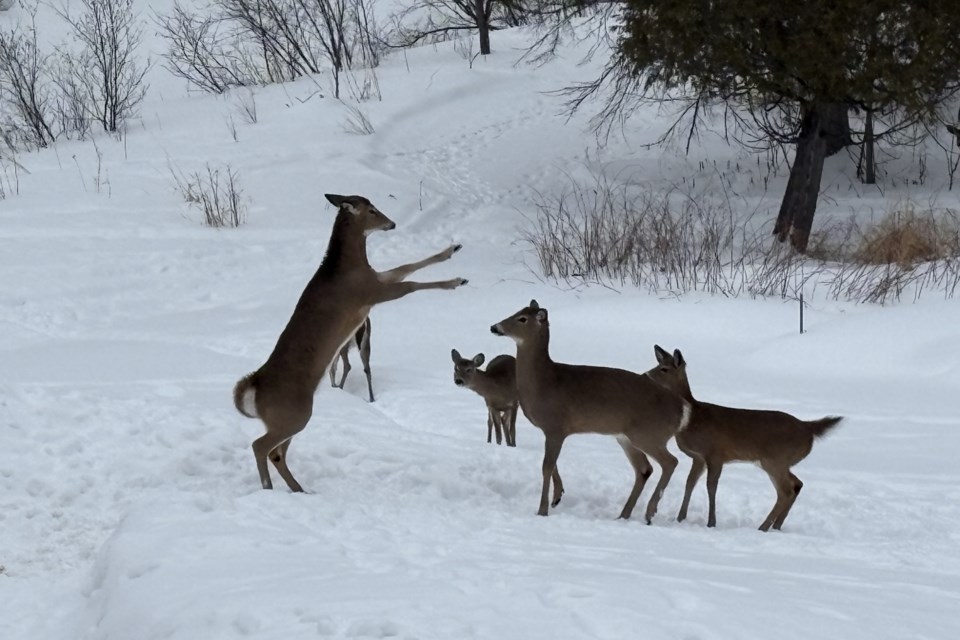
453;243;463;253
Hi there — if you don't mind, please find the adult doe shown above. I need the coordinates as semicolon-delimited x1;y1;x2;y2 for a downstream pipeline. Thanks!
330;316;374;402
646;345;842;531
491;301;690;521
233;194;467;492
451;349;519;446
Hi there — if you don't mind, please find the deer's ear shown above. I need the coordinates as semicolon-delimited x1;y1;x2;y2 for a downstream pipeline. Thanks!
325;193;358;214
654;344;671;365
535;309;548;323
451;348;462;363
472;353;485;366
673;349;686;367
529;299;539;310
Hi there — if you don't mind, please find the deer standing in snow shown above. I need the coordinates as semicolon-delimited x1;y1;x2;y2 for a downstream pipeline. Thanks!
645;345;842;531
491;301;691;520
329;317;374;402
451;349;519;446
233;194;467;491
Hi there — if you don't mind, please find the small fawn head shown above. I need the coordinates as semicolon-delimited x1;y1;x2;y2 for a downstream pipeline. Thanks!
647;345;692;400
451;349;485;387
325;193;396;235
490;299;548;344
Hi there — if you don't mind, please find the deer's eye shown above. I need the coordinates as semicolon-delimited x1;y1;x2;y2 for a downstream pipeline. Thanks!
517;317;528;324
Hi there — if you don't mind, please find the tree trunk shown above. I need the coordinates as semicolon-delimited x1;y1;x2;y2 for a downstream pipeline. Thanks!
478;18;491;55
863;108;875;184
774;104;829;252
821;102;851;157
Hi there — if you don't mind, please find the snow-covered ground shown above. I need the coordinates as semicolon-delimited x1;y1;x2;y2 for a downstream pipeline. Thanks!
1;4;959;639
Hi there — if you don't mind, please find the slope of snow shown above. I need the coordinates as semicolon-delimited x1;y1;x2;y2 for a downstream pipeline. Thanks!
1;11;958;640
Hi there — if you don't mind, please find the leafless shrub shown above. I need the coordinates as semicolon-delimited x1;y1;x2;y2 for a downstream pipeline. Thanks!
56;0;151;133
156;2;264;93
235;88;258;123
171;163;247;228
340;100;374;134
0;20;55;149
525;175;960;304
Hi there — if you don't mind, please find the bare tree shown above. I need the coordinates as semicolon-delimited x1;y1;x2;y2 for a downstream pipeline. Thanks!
394;0;524;56
57;0;150;133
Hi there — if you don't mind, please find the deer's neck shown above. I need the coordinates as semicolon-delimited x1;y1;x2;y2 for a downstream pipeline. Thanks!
316;211;370;277
470;369;508;399
514;329;553;390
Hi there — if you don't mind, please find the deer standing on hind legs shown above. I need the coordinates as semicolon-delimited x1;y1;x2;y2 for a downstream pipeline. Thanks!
490;301;691;521
329;316;374;402
233;194;467;492
645;345;842;531
451;349;518;446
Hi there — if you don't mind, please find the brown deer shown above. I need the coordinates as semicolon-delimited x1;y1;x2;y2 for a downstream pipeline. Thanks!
329;316;374;402
451;349;518;446
645;345;842;531
490;301;691;521
233;193;467;492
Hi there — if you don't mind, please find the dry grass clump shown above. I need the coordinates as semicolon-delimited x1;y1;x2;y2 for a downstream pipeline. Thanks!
524;176;960;304
854;206;960;267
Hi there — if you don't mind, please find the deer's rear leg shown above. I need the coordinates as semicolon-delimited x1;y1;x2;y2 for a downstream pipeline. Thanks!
490;407;504;445
677;455;706;523
616;436;654;520
506;405;518;447
330;348;350;389
772;472;803;530
550;467;564;507
358;319;374;402
761;469;802;532
268;439;305;493
643;445;678;524
705;461;723;527
253;409;310;492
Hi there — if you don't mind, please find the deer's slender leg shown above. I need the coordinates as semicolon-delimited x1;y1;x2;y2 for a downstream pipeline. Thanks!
490;408;504;445
705;461;723;527
358;319;373;401
539;435;565;515
253;431;302;491
642;445;678;524
617;437;654;520
772;472;803;530
507;405;518;447
336;348;351;388
550;467;564;507
268;439;304;493
486;409;494;443
375;278;467;303
377;244;462;283
677;455;706;522
759;467;798;532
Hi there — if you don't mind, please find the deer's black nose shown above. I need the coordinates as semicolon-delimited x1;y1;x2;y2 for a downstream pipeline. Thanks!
490;324;504;336
454;378;464;386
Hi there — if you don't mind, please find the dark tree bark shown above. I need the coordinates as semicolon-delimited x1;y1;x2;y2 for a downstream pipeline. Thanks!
774;104;829;252
863;108;876;184
822;102;852;156
476;0;491;54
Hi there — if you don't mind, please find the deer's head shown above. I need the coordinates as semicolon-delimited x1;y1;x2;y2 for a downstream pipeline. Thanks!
325;193;396;235
646;345;689;395
491;300;548;345
451;349;485;387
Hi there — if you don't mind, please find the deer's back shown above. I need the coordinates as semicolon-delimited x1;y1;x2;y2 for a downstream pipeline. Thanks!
519;363;685;437
680;402;814;465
